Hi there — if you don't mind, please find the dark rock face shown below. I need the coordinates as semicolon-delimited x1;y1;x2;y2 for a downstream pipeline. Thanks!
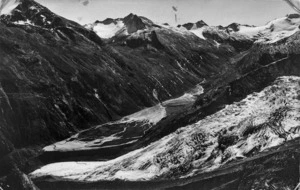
195;20;208;28
179;20;254;52
4;167;39;190
202;29;254;52
123;13;150;34
95;18;121;25
226;23;241;32
287;13;300;19
179;20;208;30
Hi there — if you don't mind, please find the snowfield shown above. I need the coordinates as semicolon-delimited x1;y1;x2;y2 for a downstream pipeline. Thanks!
190;27;207;40
177;25;207;40
86;20;127;39
121;104;166;125
31;76;300;182
236;15;300;44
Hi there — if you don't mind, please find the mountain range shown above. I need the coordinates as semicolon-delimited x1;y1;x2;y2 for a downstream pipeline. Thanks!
0;0;300;189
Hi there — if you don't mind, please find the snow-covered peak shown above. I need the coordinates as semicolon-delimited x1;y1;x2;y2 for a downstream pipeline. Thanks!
123;13;153;28
86;13;154;39
0;0;20;15
235;14;300;44
0;0;90;32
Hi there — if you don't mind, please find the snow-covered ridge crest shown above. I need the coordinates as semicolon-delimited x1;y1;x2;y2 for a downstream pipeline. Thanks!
179;14;300;45
235;14;300;44
0;0;20;15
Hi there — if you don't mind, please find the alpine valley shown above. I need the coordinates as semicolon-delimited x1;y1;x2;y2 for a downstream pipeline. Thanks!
0;0;300;190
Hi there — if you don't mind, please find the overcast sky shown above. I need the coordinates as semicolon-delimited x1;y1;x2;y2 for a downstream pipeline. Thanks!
36;0;295;26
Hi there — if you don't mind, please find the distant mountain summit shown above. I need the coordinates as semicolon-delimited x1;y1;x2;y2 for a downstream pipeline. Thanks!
123;13;153;33
1;0;57;28
86;13;155;39
178;14;300;48
178;20;208;30
0;0;102;45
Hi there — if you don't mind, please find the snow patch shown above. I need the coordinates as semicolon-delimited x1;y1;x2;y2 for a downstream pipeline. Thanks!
43;134;121;152
121;104;166;125
190;27;206;39
122;84;203;125
13;19;35;26
90;20;126;39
